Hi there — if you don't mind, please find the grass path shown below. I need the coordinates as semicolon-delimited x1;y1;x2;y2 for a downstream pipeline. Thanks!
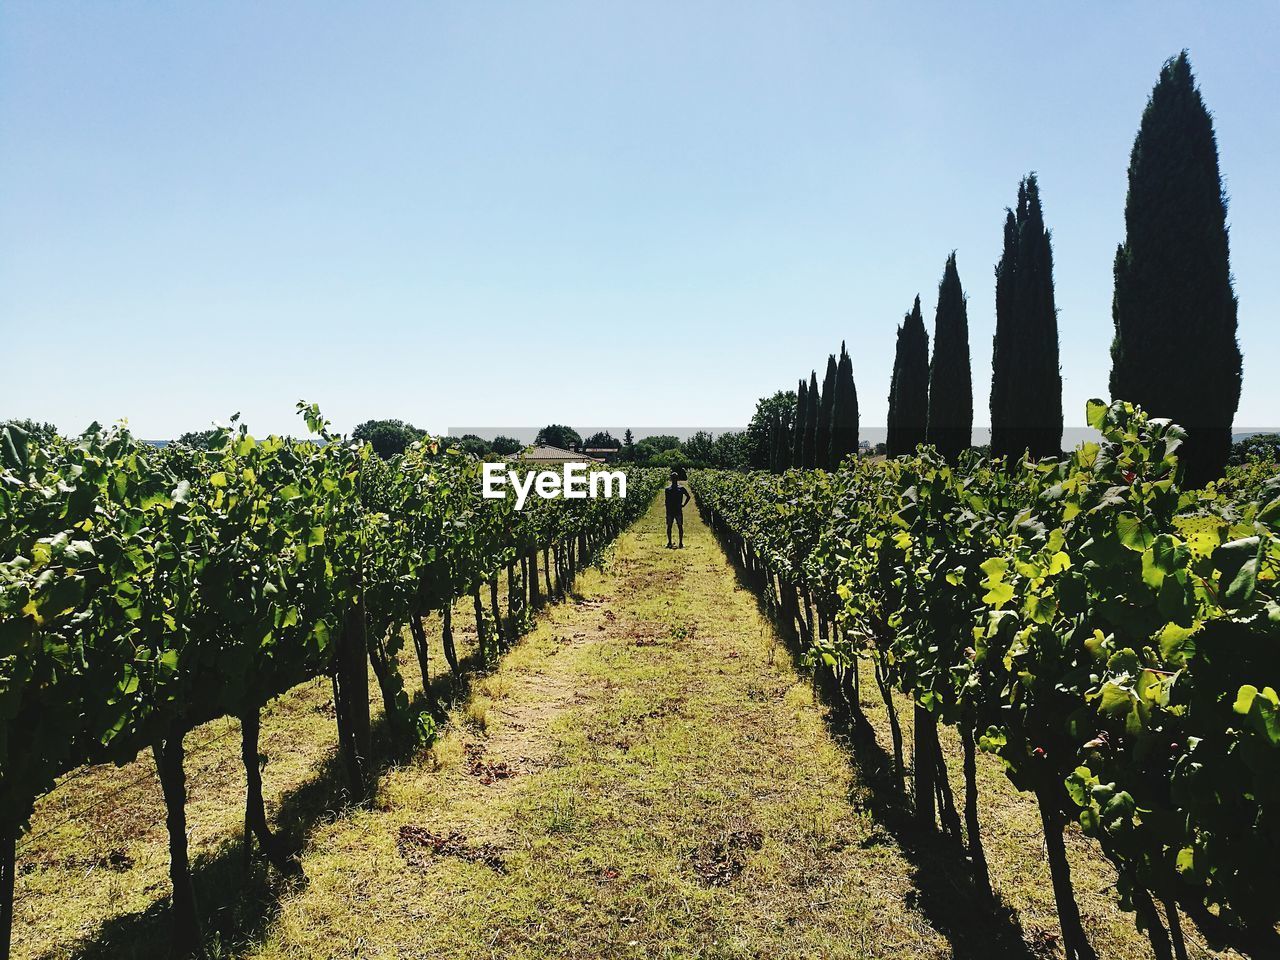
249;494;943;959
18;494;1223;959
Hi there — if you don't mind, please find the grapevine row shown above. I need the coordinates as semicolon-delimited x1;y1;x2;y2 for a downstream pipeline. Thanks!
691;400;1279;960
0;406;662;958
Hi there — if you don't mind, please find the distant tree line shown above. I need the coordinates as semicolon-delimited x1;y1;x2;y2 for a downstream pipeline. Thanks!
521;425;748;468
344;420;524;459
1231;433;1280;466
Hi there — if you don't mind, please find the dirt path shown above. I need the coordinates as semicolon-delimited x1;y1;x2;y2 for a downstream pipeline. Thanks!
249;495;943;959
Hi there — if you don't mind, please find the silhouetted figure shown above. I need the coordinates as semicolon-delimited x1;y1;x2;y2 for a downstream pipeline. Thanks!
665;472;691;548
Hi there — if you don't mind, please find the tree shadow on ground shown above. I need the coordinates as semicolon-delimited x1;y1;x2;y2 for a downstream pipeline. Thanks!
38;623;509;960
703;511;1040;960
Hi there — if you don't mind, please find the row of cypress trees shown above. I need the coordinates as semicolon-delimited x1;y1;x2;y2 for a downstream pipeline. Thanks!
884;51;1241;484
767;343;860;471
885;250;978;464
887;176;1061;464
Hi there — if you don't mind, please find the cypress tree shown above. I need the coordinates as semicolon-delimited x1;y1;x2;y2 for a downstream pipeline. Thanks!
802;370;819;468
816;355;838;469
991;174;1063;461
887;296;929;457
926;254;973;462
1110;51;1241;486
791;378;807;467
990;206;1018;457
829;342;859;467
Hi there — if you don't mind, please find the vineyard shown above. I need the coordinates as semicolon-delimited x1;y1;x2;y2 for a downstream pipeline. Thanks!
0;407;662;958
691;401;1279;960
5;2;1278;954
1;401;1277;958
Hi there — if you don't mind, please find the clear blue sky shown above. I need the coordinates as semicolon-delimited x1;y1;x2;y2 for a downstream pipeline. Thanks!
3;1;1277;439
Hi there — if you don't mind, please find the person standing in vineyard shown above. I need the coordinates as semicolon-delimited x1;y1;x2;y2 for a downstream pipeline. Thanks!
665;471;691;548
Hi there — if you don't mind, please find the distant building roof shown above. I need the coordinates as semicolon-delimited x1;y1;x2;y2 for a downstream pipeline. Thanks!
519;445;603;464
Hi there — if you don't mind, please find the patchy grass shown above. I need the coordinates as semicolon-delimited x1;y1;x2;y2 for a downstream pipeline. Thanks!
464;695;493;732
242;499;945;960
11;496;1238;959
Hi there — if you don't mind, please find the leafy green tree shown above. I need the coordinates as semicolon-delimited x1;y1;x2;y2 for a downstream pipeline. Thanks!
640;434;681;452
583;430;620;450
635;434;682;464
173;428;223;449
746;391;795;469
815;355;838;469
802;371;819;468
1110;51;1242;486
791;378;807;468
353;419;427;458
490;435;523;456
653;447;692;468
710;430;750;469
888;296;930;457
1230;433;1280;465
829;342;859;467
991;175;1063;461
926;254;973;462
454;434;490;457
534;425;583;450
620;428;636;462
682;430;715;465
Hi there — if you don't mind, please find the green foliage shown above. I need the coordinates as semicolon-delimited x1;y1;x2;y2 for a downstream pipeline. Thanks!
583;431;621;450
618;429;637;463
174;428;224;450
0;411;663;849
490;435;524;457
829;342;859;468
1221;456;1280;504
691;400;1280;956
787;381;804;468
926;253;973;462
535;425;583;450
651;448;692;468
681;430;715;466
710;430;750;470
352;419;426;459
769;415;785;473
887;296;928;458
0;407;666;960
635;434;681;465
990;174;1063;461
0;419;58;444
803;372;819;468
816;355;838;470
1110;51;1242;487
452;434;491;457
1231;433;1280;466
746;391;795;470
